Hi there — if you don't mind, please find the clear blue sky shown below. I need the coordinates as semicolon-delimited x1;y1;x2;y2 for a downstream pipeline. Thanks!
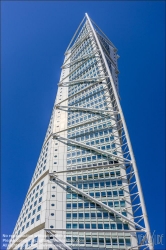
1;1;165;249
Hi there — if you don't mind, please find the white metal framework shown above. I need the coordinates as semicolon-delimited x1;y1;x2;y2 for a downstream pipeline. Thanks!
7;13;152;250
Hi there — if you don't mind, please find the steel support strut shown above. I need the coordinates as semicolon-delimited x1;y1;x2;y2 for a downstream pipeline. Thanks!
50;174;145;230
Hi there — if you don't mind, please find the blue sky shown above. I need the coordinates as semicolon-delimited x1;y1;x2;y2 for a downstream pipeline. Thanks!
1;1;165;249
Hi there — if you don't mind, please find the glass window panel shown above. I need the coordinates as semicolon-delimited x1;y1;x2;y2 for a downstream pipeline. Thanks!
85;213;89;218
124;224;129;230
112;238;117;245
104;224;109;229
100;182;105;188
119;239;124;245
86;238;91;244
99;238;104;244
95;192;100;198
111;224;116;229
106;181;110;187
91;213;96;218
73;213;77;219
79;213;83;218
97;213;102;218
98;224;103;229
117;223;122;229
107;191;112;197
106;238;111;245
78;203;83;208
73;224;77;228
92;238;97;244
79;224;84;229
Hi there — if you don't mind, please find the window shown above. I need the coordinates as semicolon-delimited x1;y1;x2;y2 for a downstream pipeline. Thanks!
79;237;84;244
79;224;84;229
103;212;108;218
28;240;32;247
37;205;41;212
78;213;83;219
117;223;122;229
112;238;117;245
92;238;97;244
94;182;99;188
66;237;71;244
22;243;26;250
107;191;112;197
78;203;83;209
31;218;34;224
36;214;40;221
114;201;119;207
106;238;111;245
84;202;89;208
95;192;100;198
106;181;110;187
66;204;71;209
98;224;103;229
66;194;71;199
91;224;96;229
124;224;129;230
86;237;91;244
39;197;42;203
125;239;131;246
73;213;77;219
99;238;104;245
97;213;102;218
101;191;106;197
111;224;116;229
110;172;115;177
83;183;88;189
66;213;71;219
120;201;125;207
119;239;124;245
72;203;77;209
72;194;77;199
33;237;38;244
73;224;77;228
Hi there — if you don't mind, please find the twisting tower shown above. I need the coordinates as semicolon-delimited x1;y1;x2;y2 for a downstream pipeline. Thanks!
8;14;153;250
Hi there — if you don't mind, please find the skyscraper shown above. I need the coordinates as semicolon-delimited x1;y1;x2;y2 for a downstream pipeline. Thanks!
8;13;153;250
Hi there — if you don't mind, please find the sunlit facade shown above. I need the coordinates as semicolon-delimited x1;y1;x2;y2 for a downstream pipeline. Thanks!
8;14;152;250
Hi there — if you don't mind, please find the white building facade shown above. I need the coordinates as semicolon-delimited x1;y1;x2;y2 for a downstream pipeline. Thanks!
7;14;153;250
